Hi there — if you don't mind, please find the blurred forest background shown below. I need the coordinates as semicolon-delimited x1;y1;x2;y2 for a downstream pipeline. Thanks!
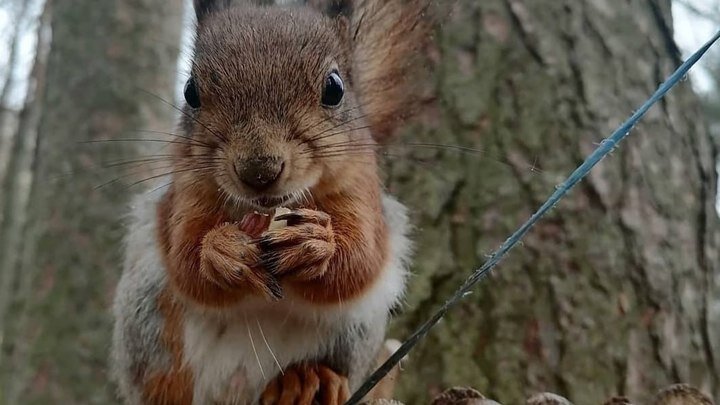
0;0;718;404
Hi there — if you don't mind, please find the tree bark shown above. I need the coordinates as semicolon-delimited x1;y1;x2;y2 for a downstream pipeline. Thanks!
0;0;184;403
384;1;720;404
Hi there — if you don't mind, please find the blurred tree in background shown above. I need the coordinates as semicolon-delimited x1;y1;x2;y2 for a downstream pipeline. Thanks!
0;0;183;403
0;0;717;404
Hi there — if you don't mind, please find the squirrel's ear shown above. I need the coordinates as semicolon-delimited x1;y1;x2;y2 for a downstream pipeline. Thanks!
308;0;353;47
193;0;232;22
307;0;353;18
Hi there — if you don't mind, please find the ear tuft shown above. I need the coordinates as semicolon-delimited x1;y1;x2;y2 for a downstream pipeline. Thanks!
349;0;433;141
309;0;432;141
308;0;353;18
193;0;233;22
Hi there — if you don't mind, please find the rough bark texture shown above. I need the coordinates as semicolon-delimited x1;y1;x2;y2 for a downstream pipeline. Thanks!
383;1;720;404
0;0;183;403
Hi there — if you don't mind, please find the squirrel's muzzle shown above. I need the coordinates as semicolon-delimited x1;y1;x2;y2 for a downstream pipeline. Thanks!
234;156;285;191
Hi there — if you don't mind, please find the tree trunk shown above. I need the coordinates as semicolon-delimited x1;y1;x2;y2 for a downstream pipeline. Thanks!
0;0;51;357
0;0;31;205
385;1;720;404
0;0;184;403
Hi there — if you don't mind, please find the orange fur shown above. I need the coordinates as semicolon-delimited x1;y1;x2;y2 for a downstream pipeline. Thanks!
157;151;387;307
289;167;389;304
260;363;350;405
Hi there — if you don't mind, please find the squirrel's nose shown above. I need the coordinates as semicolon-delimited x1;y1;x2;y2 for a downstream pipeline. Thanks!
235;156;284;191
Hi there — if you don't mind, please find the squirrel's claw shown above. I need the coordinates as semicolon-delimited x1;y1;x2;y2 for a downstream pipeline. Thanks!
200;223;283;300
257;211;335;280
274;208;331;227
260;239;334;280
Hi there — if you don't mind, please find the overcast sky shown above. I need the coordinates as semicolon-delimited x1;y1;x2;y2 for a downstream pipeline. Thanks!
672;0;718;93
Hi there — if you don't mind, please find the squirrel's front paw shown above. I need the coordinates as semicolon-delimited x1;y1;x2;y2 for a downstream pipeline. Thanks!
258;209;336;281
200;223;282;299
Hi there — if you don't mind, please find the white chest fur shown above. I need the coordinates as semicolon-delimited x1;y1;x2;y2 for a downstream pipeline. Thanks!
184;302;336;403
183;195;412;404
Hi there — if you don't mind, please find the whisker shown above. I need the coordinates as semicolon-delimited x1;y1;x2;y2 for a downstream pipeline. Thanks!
403;142;489;155
398;142;544;173
256;319;283;376
299;140;379;156
132;129;215;148
300;188;312;206
311;150;387;160
299;112;374;145
245;312;266;380
310;153;465;184
307;148;378;160
54;154;221;181
49;157;167;182
296;104;366;140
302;140;545;174
217;181;234;212
147;181;173;195
78;138;211;149
119;165;216;191
91;162;181;190
309;141;486;156
138;88;229;144
302;124;375;147
99;155;220;169
109;154;222;165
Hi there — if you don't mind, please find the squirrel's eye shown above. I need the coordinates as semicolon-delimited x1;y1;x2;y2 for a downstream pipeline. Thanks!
321;70;344;108
184;77;201;109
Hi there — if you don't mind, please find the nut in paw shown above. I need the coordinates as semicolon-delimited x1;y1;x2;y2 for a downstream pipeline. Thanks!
258;209;336;281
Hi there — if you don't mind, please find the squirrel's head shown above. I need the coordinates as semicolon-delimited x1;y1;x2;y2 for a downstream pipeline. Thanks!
178;0;428;211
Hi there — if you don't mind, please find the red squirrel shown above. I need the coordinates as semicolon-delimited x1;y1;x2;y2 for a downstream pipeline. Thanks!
111;1;427;404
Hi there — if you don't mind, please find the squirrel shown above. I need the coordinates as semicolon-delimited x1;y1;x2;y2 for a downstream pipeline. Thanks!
111;0;428;404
